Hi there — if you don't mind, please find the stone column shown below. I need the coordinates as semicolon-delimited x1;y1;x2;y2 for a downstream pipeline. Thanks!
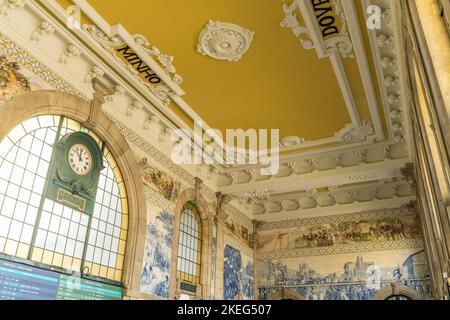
252;220;262;300
214;192;231;300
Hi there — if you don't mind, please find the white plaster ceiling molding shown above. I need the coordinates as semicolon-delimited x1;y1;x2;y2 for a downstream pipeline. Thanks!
335;121;375;143
0;0;26;17
196;20;255;62
280;136;306;148
280;0;354;59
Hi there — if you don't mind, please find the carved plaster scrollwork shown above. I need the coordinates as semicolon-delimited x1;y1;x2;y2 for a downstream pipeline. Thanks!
30;21;55;42
59;44;81;65
280;0;314;50
280;136;306;148
84;65;104;83
376;33;393;48
143;114;159;130
280;0;354;58
335;121;375;143
126;100;144;117
327;0;354;58
0;0;26;17
197;20;255;62
154;84;171;106
133;34;183;85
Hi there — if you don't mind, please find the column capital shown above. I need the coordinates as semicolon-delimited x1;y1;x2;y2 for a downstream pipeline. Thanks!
92;78;113;104
86;78;113;129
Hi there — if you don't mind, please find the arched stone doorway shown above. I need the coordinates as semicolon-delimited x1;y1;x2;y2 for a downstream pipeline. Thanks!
373;283;424;300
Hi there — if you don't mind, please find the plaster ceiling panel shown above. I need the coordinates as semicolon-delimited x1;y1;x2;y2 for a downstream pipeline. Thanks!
75;0;383;152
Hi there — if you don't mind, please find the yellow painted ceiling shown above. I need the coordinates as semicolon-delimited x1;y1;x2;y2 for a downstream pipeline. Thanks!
57;0;381;143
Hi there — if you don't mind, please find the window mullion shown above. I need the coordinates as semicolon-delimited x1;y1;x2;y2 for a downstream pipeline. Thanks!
28;116;64;261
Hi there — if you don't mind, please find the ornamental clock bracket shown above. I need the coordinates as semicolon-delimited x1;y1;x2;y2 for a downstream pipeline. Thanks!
45;131;104;215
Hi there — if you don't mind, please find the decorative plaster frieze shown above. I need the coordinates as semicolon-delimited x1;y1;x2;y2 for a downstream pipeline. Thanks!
0;0;26;17
0;33;86;99
30;21;54;42
376;33;393;48
59;44;81;65
197;20;254;62
364;0;410;145
126;100;144;117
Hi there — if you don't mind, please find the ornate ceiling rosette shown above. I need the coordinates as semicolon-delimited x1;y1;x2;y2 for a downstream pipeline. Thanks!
197;20;255;62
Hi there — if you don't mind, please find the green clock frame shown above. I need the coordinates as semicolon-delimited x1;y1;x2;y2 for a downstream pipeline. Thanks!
45;132;104;215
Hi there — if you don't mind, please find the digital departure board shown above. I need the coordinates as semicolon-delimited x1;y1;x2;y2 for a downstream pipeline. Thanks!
57;275;123;300
0;259;122;300
0;259;60;300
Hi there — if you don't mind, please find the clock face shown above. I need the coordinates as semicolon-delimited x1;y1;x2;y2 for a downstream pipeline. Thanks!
68;144;92;176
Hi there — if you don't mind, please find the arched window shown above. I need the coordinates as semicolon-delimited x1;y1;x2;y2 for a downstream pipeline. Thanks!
373;283;424;300
385;294;413;300
0;115;128;284
176;202;202;285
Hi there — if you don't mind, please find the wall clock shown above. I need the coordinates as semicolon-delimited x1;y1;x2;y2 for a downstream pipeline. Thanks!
45;132;104;215
68;143;93;176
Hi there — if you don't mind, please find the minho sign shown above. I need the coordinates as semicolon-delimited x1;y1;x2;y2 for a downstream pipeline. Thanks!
115;45;162;85
311;0;340;38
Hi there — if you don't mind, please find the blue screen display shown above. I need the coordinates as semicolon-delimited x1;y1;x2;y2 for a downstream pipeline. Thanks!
0;259;122;300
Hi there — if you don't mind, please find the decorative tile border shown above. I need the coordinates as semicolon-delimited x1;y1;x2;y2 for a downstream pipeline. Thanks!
257;205;416;231
256;238;424;260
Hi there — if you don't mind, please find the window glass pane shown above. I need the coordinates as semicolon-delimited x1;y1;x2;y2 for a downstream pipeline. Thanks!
0;116;128;283
177;204;202;285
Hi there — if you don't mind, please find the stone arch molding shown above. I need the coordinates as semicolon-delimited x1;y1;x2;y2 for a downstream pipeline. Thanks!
0;90;147;299
373;283;424;300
